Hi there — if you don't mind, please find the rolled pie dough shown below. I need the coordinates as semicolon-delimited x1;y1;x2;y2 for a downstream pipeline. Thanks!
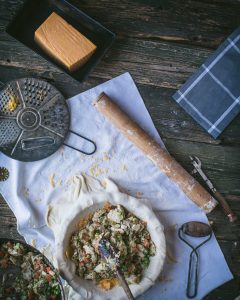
46;175;166;300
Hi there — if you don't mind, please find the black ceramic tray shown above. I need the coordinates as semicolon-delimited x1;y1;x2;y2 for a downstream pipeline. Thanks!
6;0;115;82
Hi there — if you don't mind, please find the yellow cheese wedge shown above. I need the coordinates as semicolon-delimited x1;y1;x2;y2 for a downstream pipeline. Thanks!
34;12;97;72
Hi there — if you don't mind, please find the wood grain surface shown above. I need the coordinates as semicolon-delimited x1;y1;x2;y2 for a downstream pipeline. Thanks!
0;0;240;298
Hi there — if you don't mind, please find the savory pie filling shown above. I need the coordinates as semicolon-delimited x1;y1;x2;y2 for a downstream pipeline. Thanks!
69;203;156;290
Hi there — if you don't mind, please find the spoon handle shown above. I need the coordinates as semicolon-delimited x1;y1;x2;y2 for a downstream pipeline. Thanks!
116;268;135;300
187;249;199;299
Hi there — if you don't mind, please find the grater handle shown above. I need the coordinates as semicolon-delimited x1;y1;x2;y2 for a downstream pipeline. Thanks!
63;130;97;155
186;249;199;298
21;137;55;151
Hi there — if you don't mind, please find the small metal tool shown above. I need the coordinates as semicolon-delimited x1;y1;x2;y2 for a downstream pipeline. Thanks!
190;156;237;223
98;239;135;300
0;167;9;181
178;221;212;299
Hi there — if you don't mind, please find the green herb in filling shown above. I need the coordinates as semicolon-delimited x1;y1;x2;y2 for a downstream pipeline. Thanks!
70;203;156;288
0;241;61;299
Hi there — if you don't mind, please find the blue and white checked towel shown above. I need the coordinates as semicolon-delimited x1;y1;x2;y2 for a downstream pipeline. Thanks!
173;27;240;139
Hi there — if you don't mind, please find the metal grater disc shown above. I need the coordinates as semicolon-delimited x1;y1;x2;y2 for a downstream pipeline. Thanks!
0;78;70;161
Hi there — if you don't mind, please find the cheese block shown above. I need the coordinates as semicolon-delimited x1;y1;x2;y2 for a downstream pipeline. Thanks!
34;12;97;72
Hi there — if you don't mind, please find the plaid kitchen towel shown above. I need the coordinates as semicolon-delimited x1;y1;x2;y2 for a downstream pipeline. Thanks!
173;27;240;139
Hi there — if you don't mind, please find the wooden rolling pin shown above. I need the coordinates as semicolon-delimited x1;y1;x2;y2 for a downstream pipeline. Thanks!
94;92;217;213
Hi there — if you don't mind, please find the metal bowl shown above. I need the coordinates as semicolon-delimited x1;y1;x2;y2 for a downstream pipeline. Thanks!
0;238;65;299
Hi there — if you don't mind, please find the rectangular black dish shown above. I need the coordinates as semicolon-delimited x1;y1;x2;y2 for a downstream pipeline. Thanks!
6;0;115;82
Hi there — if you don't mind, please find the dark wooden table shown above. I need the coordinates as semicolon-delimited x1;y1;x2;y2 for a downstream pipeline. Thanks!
0;0;240;298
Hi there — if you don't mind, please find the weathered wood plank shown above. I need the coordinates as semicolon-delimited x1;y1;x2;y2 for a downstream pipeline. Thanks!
92;37;211;89
1;194;239;241
0;0;239;90
49;0;240;48
208;196;240;242
138;84;240;145
164;139;240;195
0;64;240;147
204;277;240;299
0;65;96;97
0;196;23;240
0;35;212;89
0;0;235;49
0;0;239;147
217;239;240;277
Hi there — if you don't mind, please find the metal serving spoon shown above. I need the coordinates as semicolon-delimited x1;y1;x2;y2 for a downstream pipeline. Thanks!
98;239;135;300
178;221;212;298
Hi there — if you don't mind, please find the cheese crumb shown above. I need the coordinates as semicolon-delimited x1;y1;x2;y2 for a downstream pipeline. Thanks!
122;164;128;172
31;239;37;248
90;164;108;177
22;186;29;198
49;174;55;188
6;95;18;112
103;152;110;161
101;181;108;188
136;192;143;198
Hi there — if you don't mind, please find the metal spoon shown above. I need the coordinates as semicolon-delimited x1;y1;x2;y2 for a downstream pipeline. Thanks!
98;239;135;300
178;221;212;298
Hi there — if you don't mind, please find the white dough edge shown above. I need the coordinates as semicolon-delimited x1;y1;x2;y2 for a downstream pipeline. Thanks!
53;176;166;300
